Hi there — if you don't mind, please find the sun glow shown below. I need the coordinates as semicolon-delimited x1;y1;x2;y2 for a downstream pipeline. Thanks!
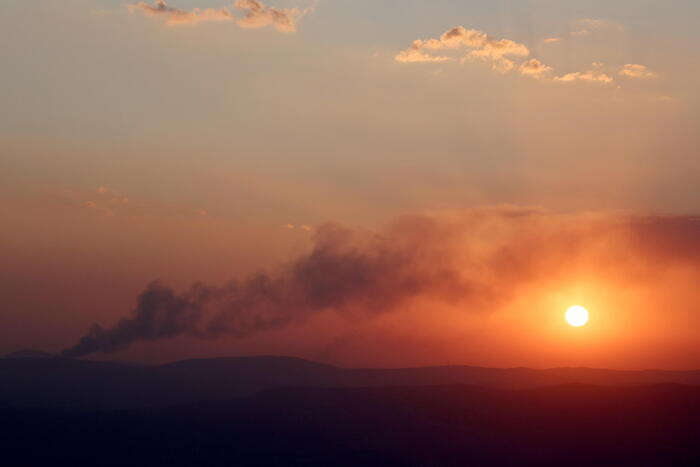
565;305;589;327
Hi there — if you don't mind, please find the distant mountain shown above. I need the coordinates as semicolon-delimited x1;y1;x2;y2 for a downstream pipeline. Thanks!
1;354;700;409
3;349;54;359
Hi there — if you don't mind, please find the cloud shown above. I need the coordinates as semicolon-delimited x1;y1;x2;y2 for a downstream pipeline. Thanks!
284;223;314;231
127;0;306;32
82;200;115;216
571;18;624;36
543;37;561;44
56;186;209;219
619;64;659;79
77;186;130;216
395;43;453;63
653;95;678;104
419;27;490;50
487;57;516;73
393;24;649;89
519;58;553;79
395;26;529;70
468;38;529;61
127;0;235;25
555;63;614;84
235;0;301;32
61;207;700;357
554;71;614;84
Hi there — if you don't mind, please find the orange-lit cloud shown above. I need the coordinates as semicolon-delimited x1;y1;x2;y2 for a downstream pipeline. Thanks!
394;26;619;85
619;64;658;79
554;63;614;84
127;0;306;32
395;43;452;63
284;223;314;231
394;21;662;90
395;26;529;70
127;0;235;25
234;0;301;32
519;58;553;79
543;37;561;44
396;20;625;69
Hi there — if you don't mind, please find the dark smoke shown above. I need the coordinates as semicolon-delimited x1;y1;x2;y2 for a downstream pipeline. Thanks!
61;221;468;357
62;210;700;358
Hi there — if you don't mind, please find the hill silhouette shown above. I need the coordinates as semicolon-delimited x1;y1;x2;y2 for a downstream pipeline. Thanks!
3;349;54;359
2;354;700;409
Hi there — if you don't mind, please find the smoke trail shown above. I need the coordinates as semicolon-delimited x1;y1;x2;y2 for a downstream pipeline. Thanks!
62;209;700;357
62;221;468;357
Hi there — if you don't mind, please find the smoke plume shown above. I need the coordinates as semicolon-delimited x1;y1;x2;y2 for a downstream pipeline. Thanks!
62;208;700;357
61;219;467;357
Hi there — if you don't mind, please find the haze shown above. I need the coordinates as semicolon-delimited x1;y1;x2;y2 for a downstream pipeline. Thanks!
2;0;699;370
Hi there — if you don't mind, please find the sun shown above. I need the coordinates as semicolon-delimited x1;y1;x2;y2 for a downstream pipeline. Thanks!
565;305;589;327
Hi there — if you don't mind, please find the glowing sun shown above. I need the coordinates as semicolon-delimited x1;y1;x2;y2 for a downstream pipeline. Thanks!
565;305;589;327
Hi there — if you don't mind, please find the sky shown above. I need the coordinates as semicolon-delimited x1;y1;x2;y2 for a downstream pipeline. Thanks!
1;0;700;369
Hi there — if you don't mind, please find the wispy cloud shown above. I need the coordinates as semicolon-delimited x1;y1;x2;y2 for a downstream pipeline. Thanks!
554;71;614;84
54;185;212;219
284;223;314;232
619;64;659;79
543;18;624;45
127;0;308;32
127;0;235;25
571;18;624;36
79;186;129;216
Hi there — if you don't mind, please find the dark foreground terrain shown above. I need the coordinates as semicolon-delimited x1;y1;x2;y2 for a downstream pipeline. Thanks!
2;354;700;466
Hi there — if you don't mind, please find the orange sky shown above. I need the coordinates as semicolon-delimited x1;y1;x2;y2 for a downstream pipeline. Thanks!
2;0;700;369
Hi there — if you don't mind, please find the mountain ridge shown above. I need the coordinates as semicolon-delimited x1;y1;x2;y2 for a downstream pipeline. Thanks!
4;351;700;373
3;354;700;410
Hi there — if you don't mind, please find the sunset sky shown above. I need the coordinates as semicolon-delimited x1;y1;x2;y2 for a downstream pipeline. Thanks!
2;0;700;369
